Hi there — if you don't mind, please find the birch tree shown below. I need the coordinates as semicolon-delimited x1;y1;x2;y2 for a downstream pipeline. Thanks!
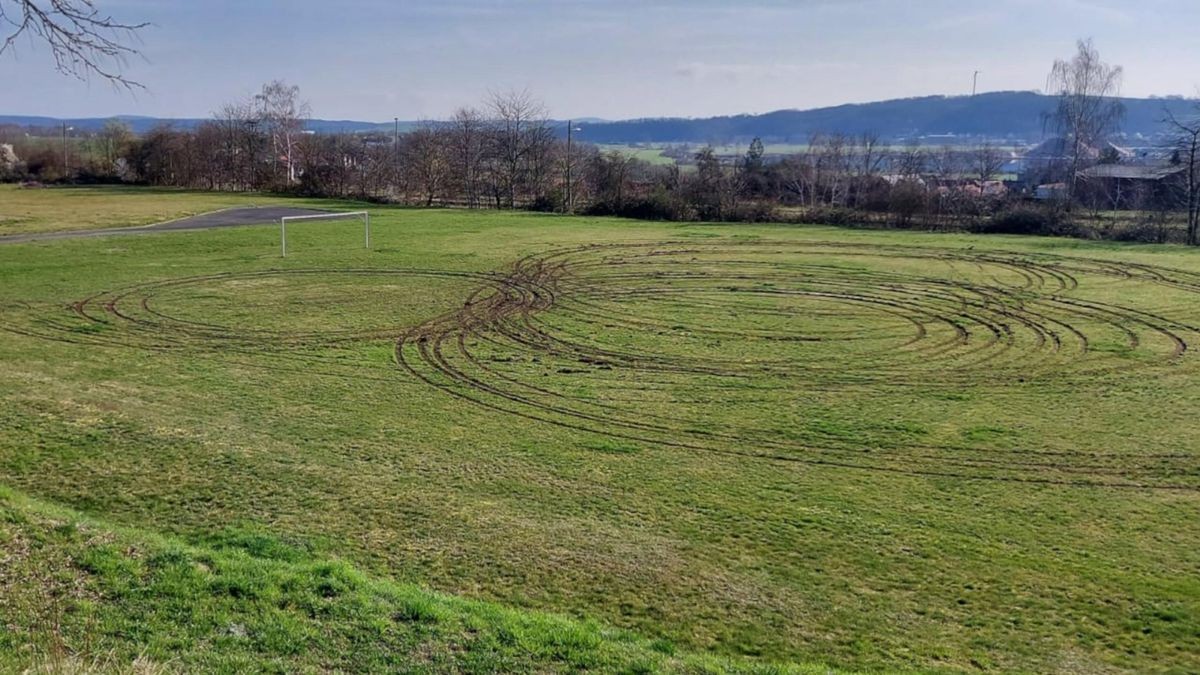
1046;39;1124;203
255;80;310;186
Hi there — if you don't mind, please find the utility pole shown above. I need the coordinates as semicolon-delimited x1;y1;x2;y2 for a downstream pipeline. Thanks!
62;123;69;178
393;117;399;192
564;121;582;213
566;120;573;213
245;119;259;191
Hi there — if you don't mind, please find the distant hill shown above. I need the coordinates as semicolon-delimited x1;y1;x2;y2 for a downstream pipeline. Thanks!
576;92;1198;145
0;114;394;135
3;92;1196;143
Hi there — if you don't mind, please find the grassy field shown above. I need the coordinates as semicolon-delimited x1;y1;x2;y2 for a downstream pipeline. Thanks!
1;188;1198;672
0;488;811;673
596;144;680;165
0;184;345;236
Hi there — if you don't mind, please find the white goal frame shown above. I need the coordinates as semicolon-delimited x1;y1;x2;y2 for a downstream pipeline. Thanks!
280;211;370;257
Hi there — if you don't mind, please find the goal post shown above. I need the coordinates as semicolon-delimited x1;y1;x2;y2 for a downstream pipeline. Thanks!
279;211;370;257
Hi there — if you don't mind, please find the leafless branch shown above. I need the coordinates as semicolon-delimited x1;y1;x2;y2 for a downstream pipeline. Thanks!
0;0;148;89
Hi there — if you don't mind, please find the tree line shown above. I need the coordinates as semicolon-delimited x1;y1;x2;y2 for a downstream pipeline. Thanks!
0;99;1022;220
0;86;583;210
3;42;1199;244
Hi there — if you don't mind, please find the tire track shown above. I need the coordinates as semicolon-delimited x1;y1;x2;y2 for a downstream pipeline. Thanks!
4;241;1199;489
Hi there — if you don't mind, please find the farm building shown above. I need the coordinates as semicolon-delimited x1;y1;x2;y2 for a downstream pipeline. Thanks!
1017;136;1133;185
1076;163;1186;210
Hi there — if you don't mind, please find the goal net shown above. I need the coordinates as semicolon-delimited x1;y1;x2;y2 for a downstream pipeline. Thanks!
280;211;370;257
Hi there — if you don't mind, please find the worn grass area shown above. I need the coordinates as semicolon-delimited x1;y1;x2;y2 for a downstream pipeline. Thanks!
0;189;1199;673
0;184;346;236
0;487;816;673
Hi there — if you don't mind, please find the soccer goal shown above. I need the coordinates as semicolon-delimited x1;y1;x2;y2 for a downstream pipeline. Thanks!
279;211;370;257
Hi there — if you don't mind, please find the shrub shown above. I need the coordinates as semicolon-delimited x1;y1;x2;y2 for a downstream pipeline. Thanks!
528;194;563;213
585;189;693;222
725;201;777;223
979;207;1076;236
795;206;867;227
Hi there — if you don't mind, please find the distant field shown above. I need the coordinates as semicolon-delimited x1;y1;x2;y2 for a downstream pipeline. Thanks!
598;142;1025;165
717;143;1025;156
708;143;812;156
596;144;679;165
0;187;1198;672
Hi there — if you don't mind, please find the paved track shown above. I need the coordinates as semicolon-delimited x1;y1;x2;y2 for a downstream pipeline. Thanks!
0;206;332;244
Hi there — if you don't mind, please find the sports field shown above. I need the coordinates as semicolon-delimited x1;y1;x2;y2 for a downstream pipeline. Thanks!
1;186;1198;672
0;185;342;236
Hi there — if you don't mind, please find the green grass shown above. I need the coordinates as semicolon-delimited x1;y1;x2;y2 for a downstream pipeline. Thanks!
1;186;1199;673
596;144;680;165
0;486;822;673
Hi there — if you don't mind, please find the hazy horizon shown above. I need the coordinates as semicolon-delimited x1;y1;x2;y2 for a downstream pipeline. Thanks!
2;0;1198;121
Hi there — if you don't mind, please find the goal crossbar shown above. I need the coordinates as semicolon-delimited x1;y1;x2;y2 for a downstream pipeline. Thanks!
280;211;370;257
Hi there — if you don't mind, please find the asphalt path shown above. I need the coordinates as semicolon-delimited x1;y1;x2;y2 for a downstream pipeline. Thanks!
0;206;332;244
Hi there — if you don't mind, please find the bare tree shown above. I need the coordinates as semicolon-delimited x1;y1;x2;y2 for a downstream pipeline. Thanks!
854;132;885;177
1165;105;1200;245
883;141;928;226
402;122;452;206
847;132;885;207
586;150;636;211
213;99;263;191
776;152;815;205
928;146;969;226
488;89;551;208
892;141;928;181
1046;39;1124;203
0;0;147;88
970;142;1007;185
930;146;965;182
255;80;310;186
811;133;851;206
448;107;487;207
125;124;185;185
191;121;226;190
94;117;131;175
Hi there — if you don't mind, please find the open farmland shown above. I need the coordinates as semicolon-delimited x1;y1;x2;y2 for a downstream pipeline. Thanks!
0;188;1198;672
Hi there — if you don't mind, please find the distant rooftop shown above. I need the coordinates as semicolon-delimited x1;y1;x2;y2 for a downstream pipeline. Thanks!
1023;136;1133;161
1077;164;1185;180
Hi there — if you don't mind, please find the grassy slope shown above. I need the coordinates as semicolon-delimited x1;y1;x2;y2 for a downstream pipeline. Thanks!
1;487;822;673
0;187;1198;673
0;184;354;236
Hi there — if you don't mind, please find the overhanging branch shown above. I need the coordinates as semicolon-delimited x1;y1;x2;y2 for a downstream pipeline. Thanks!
0;0;148;89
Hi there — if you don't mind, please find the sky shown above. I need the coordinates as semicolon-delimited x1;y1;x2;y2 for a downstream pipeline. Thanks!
2;0;1199;121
